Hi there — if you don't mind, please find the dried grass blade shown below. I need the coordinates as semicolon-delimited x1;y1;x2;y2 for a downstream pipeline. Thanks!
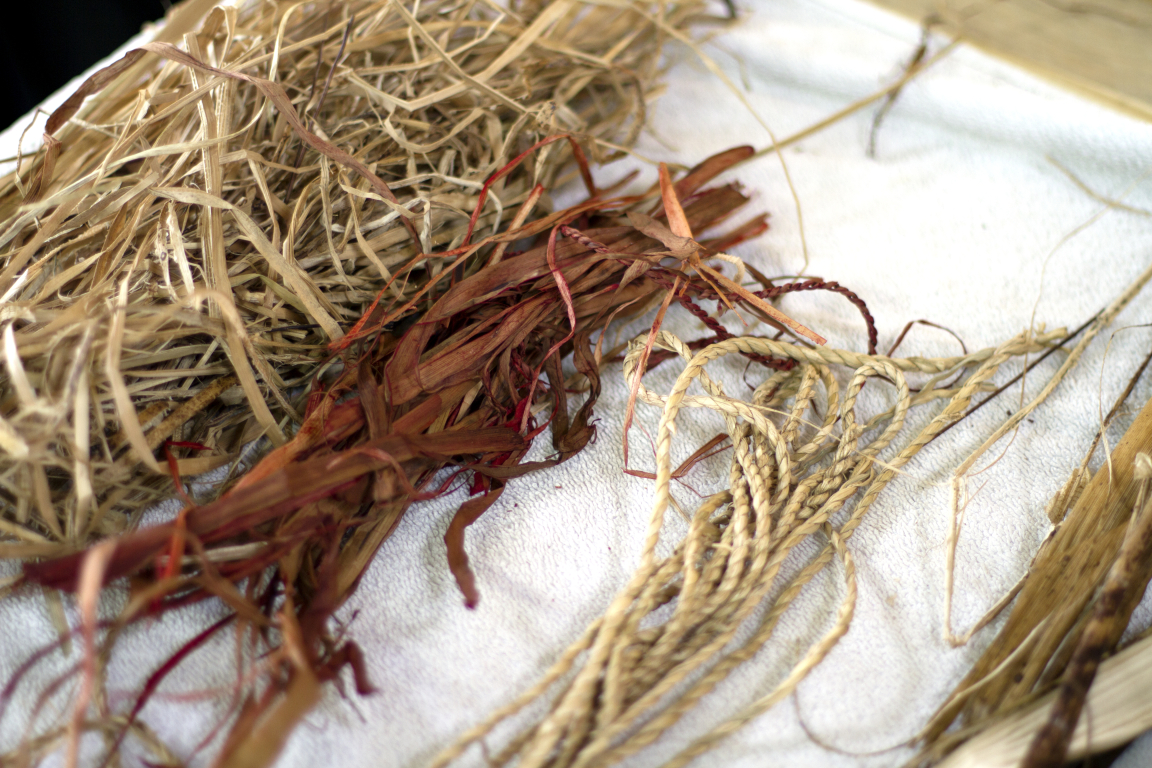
445;485;507;608
65;540;117;768
105;279;163;473
215;651;320;768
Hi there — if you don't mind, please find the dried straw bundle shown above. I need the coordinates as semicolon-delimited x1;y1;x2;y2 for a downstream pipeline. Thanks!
906;260;1152;768
920;398;1152;768
0;0;710;560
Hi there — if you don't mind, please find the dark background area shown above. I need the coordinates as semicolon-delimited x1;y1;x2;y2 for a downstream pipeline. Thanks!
0;0;168;134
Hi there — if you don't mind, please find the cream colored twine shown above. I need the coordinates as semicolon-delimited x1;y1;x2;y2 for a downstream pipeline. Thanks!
430;327;1061;767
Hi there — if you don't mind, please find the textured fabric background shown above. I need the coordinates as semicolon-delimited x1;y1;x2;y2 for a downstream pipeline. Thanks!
4;0;1152;765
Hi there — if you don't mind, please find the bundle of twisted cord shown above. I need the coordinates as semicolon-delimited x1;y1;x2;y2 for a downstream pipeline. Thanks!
430;325;1064;768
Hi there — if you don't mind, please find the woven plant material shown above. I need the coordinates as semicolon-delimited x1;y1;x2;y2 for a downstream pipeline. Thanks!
429;325;1063;768
0;0;711;560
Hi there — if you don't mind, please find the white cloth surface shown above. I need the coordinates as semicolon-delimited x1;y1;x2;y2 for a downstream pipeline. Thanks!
4;0;1152;766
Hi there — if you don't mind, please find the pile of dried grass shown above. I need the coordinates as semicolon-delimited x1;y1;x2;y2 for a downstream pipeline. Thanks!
9;151;783;767
16;3;1131;764
0;0;788;762
0;0;713;559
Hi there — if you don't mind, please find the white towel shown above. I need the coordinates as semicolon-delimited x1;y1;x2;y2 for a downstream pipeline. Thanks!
3;0;1152;765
